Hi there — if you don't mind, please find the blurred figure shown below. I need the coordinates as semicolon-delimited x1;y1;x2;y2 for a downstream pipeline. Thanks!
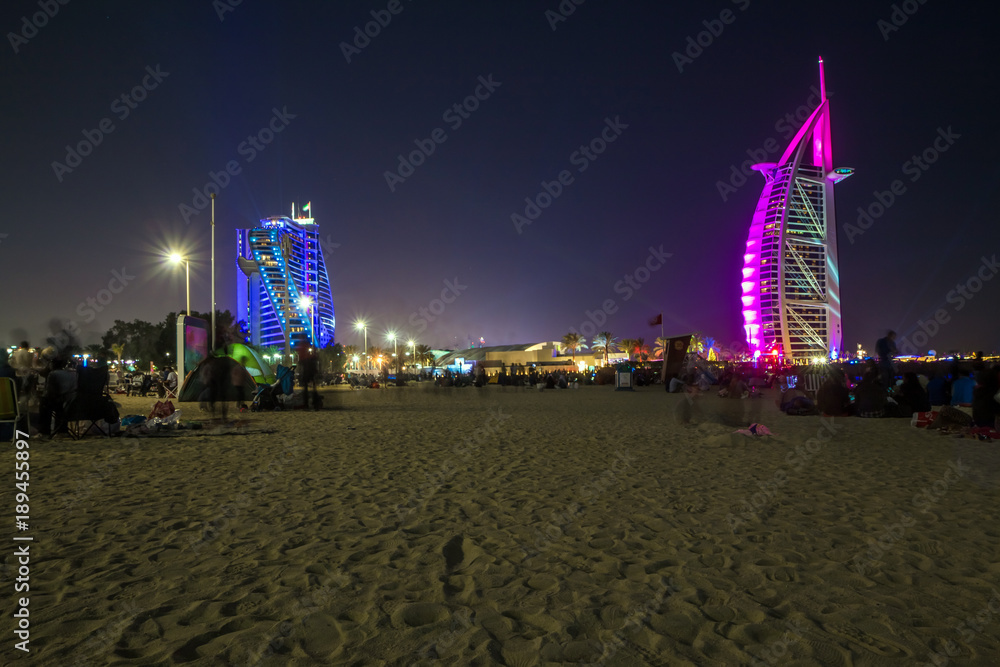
896;371;931;413
11;341;34;378
972;366;1000;428
817;373;851;416
297;338;320;410
874;330;897;390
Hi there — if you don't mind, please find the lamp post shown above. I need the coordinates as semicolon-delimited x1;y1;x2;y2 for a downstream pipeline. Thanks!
298;296;314;346
387;332;397;372
408;340;415;371
169;253;191;316
210;193;216;352
355;321;367;370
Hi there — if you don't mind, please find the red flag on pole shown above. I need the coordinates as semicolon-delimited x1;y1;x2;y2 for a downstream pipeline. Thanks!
648;313;662;327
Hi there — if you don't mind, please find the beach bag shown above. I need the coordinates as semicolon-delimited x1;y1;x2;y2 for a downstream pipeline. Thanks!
911;411;939;428
148;400;175;420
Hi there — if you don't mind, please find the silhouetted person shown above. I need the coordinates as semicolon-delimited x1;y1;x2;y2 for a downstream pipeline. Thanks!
297;340;320;410
875;330;897;390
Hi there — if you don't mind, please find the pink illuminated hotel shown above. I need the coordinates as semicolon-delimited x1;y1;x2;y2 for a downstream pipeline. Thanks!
741;58;853;363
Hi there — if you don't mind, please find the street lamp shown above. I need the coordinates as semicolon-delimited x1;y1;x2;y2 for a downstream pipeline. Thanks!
210;193;216;352
298;295;314;346
169;252;191;316
355;321;367;370
408;340;415;369
387;331;397;371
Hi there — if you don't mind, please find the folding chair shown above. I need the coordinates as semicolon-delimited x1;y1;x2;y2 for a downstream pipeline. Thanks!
63;367;115;440
0;377;20;443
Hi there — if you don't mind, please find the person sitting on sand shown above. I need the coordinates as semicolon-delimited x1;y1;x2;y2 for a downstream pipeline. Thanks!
38;357;77;436
817;374;851;416
972;366;1000;428
778;386;816;415
895;372;930;413
926;372;950;406
951;370;975;407
854;370;887;418
727;374;749;399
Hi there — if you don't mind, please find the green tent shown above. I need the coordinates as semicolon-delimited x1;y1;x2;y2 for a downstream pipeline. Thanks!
217;343;276;385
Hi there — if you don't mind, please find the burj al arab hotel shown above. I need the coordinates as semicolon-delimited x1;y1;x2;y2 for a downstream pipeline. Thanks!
741;58;853;363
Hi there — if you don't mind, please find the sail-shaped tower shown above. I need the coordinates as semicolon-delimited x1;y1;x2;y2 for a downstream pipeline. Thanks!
741;58;853;362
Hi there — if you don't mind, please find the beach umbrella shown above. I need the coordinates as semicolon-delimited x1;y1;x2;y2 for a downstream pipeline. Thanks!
178;355;258;402
216;343;276;385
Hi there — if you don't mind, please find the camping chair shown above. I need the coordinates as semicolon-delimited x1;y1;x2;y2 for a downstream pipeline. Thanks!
0;377;21;443
163;380;178;399
801;372;825;399
63;367;116;440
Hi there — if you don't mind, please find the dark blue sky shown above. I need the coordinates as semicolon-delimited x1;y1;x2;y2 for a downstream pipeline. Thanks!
3;0;997;354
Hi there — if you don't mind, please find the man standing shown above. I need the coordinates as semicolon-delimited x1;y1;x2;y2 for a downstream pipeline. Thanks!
297;338;320;410
11;341;34;378
875;330;898;390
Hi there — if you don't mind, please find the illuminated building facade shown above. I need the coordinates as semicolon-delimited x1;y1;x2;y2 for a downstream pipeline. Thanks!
741;58;853;362
236;214;335;351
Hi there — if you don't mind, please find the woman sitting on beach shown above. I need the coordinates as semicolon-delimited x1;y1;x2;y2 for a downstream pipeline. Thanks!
817;374;851;416
972;366;1000;429
895;372;931;414
778;385;816;415
854;370;887;418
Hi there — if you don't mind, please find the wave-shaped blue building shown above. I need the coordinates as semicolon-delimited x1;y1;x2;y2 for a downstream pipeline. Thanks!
236;213;335;351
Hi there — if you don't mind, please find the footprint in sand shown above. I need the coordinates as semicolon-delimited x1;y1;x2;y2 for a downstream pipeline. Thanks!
397;602;450;627
822;622;913;658
300;613;344;659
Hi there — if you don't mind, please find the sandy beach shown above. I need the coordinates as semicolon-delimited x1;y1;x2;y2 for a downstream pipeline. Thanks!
16;384;1000;665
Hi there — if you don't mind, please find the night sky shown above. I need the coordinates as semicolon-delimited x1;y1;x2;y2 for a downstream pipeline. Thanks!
3;0;998;355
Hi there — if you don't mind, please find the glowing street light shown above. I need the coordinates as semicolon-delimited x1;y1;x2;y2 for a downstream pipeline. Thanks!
386;331;397;370
298;295;314;346
355;320;368;370
168;252;191;316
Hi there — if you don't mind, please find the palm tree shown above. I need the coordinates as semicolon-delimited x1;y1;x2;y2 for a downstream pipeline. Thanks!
342;345;359;370
653;337;669;359
368;346;385;370
111;343;125;369
688;332;706;356
634;337;650;364
414;344;434;367
593;332;618;366
560;332;587;365
704;337;720;361
620;338;639;362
